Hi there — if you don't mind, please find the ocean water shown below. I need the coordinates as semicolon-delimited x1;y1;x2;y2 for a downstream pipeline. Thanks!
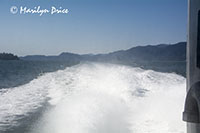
0;62;186;133
0;60;78;89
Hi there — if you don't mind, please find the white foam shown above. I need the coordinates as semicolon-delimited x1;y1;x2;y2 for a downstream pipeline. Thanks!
30;63;186;133
0;63;186;132
0;73;52;130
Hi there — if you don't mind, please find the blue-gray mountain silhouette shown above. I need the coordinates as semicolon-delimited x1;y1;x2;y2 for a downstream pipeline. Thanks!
21;42;186;62
21;42;186;76
0;53;19;60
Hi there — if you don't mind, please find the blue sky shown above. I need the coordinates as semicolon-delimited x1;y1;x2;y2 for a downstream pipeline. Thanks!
0;0;187;56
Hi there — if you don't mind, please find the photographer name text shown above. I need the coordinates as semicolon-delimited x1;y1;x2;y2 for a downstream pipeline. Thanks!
10;6;69;16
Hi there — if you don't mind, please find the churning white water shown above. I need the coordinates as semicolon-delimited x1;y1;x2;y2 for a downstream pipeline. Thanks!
0;63;186;133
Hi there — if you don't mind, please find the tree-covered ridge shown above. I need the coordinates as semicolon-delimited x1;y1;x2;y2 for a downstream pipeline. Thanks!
0;53;19;60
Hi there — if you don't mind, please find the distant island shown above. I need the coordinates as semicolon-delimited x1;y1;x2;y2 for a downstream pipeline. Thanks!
21;42;187;76
21;42;186;62
0;53;19;60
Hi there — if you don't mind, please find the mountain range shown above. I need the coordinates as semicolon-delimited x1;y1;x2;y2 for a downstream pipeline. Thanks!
21;42;186;62
21;42;186;76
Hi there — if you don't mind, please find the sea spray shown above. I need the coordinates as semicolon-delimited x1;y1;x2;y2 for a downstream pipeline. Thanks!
0;63;186;133
31;63;186;133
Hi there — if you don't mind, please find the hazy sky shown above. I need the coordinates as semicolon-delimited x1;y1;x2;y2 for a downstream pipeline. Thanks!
0;0;187;56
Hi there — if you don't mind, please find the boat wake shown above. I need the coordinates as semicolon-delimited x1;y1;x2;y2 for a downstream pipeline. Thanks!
0;63;186;133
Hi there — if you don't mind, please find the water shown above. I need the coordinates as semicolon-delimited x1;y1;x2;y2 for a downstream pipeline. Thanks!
0;60;78;89
0;62;186;133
